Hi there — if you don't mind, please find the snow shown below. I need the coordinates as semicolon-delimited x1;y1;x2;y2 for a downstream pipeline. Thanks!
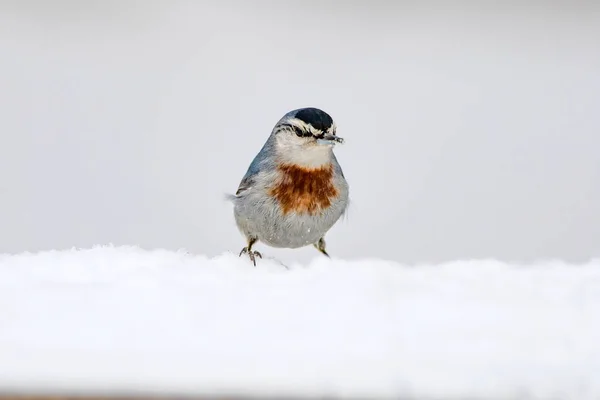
1;246;599;399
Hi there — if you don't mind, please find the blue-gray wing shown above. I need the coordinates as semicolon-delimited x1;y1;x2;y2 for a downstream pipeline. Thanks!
234;142;272;197
331;153;345;179
331;152;350;217
235;171;256;196
225;168;257;203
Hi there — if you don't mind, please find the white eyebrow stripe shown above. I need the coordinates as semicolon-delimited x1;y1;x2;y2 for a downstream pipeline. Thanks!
286;118;334;136
327;122;337;135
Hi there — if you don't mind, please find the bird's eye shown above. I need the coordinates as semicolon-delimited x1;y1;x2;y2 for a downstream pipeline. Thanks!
280;124;307;137
290;126;309;137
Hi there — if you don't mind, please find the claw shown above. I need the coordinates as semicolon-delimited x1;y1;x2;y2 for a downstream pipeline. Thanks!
314;237;330;258
239;247;262;266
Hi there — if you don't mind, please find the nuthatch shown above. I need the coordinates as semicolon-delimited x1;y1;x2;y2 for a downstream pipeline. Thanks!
229;107;349;265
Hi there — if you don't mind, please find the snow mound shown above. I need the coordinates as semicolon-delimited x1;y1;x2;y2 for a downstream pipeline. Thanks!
1;246;599;399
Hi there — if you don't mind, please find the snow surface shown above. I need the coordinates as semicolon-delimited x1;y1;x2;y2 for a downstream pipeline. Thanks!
1;246;599;399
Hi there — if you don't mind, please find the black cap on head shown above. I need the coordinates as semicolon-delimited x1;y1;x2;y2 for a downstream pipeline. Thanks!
294;108;333;132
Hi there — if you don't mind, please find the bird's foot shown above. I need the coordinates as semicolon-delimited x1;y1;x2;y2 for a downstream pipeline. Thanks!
239;247;262;266
314;237;330;258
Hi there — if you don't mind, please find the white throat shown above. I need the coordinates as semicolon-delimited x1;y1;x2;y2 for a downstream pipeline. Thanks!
275;141;333;168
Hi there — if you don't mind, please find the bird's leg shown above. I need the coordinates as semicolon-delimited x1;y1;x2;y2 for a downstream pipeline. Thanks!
314;237;330;258
239;237;262;266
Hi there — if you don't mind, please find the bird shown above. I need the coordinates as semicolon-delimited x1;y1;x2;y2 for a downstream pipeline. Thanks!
228;107;349;266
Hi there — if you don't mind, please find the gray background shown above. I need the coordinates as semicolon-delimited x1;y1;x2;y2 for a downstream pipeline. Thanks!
1;1;598;265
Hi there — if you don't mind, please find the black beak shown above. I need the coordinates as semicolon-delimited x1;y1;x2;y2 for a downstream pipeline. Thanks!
316;133;344;145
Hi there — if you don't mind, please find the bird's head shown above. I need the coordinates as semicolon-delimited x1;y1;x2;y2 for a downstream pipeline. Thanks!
270;107;343;168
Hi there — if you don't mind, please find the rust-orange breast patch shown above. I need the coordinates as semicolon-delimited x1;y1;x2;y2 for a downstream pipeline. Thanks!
269;163;339;215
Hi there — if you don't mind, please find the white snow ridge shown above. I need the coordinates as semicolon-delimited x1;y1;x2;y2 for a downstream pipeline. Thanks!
0;246;599;400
